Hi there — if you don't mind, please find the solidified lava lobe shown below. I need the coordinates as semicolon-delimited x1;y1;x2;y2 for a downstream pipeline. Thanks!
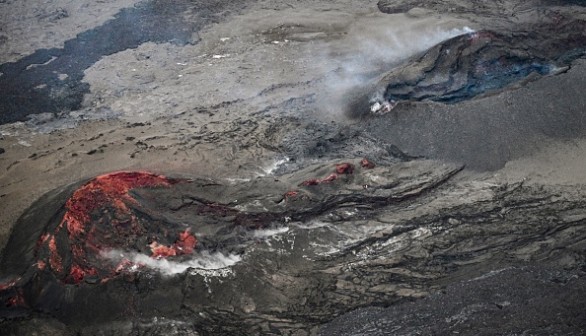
376;29;567;106
34;172;196;284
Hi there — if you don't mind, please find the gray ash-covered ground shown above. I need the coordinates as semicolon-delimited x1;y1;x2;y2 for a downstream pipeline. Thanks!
1;0;586;335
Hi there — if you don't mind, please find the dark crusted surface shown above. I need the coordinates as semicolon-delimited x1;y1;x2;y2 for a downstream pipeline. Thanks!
321;266;586;336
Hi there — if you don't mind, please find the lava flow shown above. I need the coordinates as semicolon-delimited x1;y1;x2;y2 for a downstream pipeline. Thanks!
34;171;195;284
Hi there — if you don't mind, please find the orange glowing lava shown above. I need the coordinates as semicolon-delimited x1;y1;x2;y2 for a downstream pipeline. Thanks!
35;171;195;284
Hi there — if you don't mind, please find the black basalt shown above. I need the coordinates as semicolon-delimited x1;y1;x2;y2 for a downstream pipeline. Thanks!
0;0;231;124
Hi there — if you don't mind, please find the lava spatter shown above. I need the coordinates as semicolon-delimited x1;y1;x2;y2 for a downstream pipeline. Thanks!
34;171;189;284
335;163;354;175
0;278;20;292
300;162;354;186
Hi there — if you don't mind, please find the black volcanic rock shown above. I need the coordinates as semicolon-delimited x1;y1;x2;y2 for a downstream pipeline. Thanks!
376;31;555;104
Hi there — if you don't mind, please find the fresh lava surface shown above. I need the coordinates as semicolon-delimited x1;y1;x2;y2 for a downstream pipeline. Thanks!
34;171;196;284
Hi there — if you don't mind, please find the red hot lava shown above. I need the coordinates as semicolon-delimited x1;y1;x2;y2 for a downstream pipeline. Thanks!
150;230;196;258
300;162;356;187
34;171;196;284
335;163;354;175
360;158;375;169
301;173;338;186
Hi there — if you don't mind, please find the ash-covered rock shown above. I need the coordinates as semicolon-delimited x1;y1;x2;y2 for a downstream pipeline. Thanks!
1;0;586;335
261;116;417;170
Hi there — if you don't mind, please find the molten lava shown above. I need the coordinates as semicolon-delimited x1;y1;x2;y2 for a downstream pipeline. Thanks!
300;162;356;186
33;172;195;284
360;158;375;169
301;173;338;186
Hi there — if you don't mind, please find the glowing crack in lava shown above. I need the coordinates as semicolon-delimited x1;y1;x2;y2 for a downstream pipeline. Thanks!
34;172;196;284
299;162;357;186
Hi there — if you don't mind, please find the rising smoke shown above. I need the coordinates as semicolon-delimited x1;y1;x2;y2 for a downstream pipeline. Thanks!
101;249;242;275
317;15;474;118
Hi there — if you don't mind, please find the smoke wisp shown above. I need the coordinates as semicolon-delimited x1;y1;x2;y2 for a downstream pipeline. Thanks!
101;249;242;276
317;16;474;117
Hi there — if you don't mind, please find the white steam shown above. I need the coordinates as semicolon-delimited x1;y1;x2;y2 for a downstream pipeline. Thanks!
252;226;290;238
330;24;474;77
101;249;241;276
317;15;474;117
260;156;291;176
350;26;473;70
